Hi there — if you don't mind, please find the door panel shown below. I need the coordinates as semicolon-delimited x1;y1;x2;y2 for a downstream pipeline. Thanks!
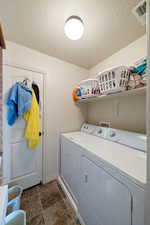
10;117;26;143
79;156;132;225
3;65;43;189
11;141;36;178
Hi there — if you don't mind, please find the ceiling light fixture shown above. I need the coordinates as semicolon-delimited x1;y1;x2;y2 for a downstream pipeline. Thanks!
64;16;84;40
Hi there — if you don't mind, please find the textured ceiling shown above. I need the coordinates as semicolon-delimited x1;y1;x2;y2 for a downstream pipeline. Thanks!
0;0;146;68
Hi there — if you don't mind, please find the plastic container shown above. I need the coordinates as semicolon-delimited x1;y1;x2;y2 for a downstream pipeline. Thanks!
72;87;81;101
7;186;23;214
78;79;100;98
5;210;26;225
96;66;130;94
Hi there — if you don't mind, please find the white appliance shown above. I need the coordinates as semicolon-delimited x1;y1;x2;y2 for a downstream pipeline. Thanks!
60;123;146;225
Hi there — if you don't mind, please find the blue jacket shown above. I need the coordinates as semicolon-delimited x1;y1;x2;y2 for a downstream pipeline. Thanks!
7;82;32;126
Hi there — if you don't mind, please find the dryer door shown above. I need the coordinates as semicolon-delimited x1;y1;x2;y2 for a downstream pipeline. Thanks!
79;156;132;225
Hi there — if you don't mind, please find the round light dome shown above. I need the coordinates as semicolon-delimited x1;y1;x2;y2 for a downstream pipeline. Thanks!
64;16;84;40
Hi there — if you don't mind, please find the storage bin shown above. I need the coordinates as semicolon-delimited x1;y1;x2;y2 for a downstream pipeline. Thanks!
5;210;26;225
96;66;130;94
78;79;100;98
7;186;23;214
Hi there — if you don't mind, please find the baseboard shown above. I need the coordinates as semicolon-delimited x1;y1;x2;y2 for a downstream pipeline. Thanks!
44;174;58;184
58;176;85;225
58;176;77;212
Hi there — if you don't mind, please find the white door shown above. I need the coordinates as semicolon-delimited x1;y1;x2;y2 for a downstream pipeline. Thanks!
3;65;44;189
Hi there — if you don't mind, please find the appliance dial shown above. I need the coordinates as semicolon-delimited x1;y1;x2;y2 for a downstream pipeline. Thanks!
98;128;102;134
110;131;116;137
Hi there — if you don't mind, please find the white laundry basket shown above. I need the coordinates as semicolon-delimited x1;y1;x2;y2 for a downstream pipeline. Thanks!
5;210;26;225
96;66;130;94
79;79;100;98
7;186;23;214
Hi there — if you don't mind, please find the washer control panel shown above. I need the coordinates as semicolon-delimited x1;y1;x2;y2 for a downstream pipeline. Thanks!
81;123;146;152
93;126;107;139
81;123;97;134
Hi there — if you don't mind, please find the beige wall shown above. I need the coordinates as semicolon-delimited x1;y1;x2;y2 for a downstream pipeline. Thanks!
4;41;88;182
90;35;146;76
88;35;147;133
3;35;147;183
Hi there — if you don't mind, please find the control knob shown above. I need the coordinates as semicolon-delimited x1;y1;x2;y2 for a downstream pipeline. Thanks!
98;128;103;134
110;130;116;137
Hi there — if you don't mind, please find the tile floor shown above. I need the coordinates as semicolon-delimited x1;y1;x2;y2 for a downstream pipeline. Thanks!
21;180;81;225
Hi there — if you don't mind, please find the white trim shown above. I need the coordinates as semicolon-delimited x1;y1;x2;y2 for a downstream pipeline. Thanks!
57;133;61;177
41;69;47;184
145;0;150;224
4;62;47;75
58;176;85;225
58;176;77;211
3;62;47;186
45;174;58;184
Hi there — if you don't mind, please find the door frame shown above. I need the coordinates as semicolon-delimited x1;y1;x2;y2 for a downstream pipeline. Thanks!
3;62;47;185
145;0;150;224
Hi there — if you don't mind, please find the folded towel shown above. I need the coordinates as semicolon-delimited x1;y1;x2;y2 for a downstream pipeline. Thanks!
134;59;147;75
7;82;32;126
23;90;41;149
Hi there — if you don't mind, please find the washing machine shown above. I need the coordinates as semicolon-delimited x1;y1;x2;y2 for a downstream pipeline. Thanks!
60;123;146;225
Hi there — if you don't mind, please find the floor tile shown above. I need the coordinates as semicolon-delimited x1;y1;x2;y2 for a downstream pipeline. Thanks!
40;182;63;209
39;181;58;195
46;214;71;225
41;192;63;209
63;199;78;220
22;185;40;200
43;200;67;223
21;180;81;225
21;195;43;220
27;214;45;225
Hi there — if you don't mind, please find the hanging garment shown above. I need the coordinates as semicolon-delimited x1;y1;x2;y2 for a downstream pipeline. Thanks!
23;89;40;149
32;82;40;104
7;82;32;126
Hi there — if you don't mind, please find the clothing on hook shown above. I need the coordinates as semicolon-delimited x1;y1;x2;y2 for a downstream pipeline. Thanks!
23;89;41;149
32;82;40;104
22;78;32;89
7;82;32;126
